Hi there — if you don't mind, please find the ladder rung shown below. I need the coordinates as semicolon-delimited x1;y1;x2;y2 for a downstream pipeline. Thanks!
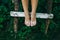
10;11;54;19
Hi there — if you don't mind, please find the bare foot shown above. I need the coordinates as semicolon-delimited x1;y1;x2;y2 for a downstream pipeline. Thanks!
24;12;30;26
31;12;36;26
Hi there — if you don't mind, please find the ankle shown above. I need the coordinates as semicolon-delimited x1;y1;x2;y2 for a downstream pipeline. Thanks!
31;12;36;16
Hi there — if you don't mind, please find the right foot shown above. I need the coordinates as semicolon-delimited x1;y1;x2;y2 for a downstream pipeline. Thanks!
31;12;37;26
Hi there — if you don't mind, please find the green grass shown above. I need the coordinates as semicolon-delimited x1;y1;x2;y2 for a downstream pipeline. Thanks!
0;0;60;40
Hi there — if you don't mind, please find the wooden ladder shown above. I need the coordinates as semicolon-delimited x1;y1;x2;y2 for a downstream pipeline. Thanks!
11;0;53;37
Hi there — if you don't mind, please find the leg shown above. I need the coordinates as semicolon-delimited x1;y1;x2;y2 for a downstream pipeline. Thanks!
22;0;30;26
31;0;38;26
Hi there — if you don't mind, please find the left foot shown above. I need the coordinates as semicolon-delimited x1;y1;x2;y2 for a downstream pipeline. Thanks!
24;12;31;26
31;12;36;26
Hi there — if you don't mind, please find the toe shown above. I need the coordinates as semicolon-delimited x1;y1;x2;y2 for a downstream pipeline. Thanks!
31;21;36;27
25;21;30;26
